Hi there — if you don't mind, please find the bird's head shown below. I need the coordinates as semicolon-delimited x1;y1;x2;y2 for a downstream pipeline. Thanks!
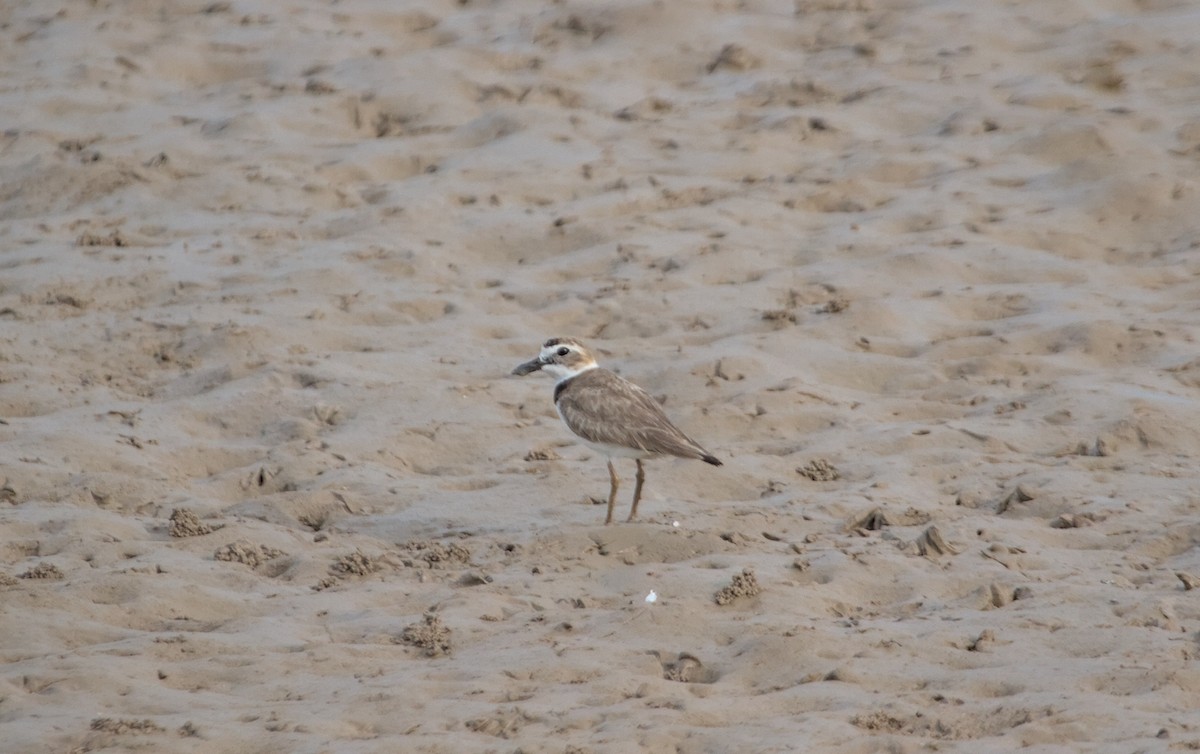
512;337;598;381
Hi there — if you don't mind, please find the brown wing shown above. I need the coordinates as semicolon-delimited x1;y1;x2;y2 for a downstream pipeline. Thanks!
555;369;714;460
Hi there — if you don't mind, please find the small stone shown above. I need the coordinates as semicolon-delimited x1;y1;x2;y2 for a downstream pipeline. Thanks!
1177;572;1200;591
524;447;561;461
168;508;213;538
19;563;64;580
397;613;452;657
967;629;995;651
397;540;471;568
662;653;707;683
706;43;761;73
90;718;164;734
798;458;840;481
213;541;285;568
714;568;762;605
996;485;1034;514
330;550;379;577
913;525;961;557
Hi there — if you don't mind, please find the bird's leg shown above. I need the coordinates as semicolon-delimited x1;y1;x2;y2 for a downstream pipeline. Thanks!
605;460;619;525
627;459;646;522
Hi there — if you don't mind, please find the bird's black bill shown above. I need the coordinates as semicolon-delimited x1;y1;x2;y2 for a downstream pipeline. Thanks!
512;358;544;376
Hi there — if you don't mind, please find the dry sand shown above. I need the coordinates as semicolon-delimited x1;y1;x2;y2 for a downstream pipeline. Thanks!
2;0;1200;752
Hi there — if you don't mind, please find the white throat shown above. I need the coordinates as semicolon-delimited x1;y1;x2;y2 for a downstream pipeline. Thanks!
546;361;598;383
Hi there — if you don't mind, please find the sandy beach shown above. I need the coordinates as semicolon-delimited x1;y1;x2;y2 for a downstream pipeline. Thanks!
2;0;1200;751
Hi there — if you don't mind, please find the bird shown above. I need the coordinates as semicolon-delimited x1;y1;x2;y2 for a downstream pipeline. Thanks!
512;337;721;524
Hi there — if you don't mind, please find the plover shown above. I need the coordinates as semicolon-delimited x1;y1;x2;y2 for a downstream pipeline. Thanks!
512;337;721;524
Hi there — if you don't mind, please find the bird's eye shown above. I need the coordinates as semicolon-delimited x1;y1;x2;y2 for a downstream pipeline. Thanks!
557;347;569;356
